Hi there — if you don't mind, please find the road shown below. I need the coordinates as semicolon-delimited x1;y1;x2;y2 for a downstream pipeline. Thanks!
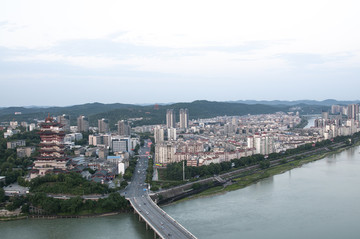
125;139;197;239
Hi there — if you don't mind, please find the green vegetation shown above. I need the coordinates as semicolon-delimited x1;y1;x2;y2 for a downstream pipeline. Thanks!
146;158;154;184
0;130;40;186
293;117;308;129
224;152;333;192
0;188;5;203
0;101;292;128
259;160;270;169
123;157;137;181
28;173;110;195
4;174;129;216
133;144;140;155
24;192;129;215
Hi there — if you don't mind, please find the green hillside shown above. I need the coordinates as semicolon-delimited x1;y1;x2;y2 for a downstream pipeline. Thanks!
0;100;328;128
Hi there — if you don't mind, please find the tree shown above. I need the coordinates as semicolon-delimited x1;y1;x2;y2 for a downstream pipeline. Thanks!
0;188;5;202
259;160;270;169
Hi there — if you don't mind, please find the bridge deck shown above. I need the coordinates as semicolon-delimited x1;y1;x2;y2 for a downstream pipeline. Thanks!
126;139;197;239
128;195;197;239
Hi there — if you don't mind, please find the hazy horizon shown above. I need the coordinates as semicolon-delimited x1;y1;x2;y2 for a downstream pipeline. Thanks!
1;98;360;108
1;1;360;106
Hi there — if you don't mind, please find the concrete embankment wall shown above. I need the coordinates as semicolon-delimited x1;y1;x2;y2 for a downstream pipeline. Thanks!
151;177;222;205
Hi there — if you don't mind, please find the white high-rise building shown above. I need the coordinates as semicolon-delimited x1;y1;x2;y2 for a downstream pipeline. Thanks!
247;136;254;148
154;126;164;143
166;109;176;128
155;142;177;165
253;135;274;155
167;128;177;141
179;108;189;129
347;104;359;120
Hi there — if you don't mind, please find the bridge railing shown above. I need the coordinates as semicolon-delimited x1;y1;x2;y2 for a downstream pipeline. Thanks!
146;194;197;239
128;198;165;239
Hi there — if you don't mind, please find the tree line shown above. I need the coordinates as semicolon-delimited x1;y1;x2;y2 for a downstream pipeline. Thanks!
6;192;130;215
23;173;111;195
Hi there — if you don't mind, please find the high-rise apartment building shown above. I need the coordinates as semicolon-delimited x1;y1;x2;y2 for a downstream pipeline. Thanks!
98;118;109;133
154;126;164;143
118;120;131;136
347;104;359;120
58;114;70;132
166;109;176;128
322;111;329;120
331;105;341;114
155;142;176;165
179;108;189;129
167;128;177;141
77;115;89;132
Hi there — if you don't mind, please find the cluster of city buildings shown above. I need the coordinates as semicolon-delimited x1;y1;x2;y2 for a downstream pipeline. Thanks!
2;103;360;182
2;121;37;138
154;111;307;167
313;104;360;139
153;106;360;167
2;114;139;184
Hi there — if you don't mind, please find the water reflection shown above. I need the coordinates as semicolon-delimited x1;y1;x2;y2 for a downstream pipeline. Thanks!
3;145;360;239
326;155;337;165
346;146;356;158
165;145;360;239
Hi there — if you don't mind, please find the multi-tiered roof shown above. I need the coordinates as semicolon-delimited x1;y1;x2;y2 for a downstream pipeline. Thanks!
30;115;68;178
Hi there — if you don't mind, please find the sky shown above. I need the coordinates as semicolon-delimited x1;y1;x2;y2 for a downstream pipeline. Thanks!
0;0;360;107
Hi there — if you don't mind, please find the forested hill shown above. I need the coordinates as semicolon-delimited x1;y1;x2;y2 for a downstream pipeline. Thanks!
90;100;289;127
0;100;329;128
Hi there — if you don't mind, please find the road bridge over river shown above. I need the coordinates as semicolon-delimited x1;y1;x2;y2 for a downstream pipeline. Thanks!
125;140;197;239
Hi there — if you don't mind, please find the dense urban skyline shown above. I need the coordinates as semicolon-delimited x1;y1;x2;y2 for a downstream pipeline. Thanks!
1;0;360;107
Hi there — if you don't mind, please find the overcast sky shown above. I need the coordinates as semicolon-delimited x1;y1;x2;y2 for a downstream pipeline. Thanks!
1;0;359;107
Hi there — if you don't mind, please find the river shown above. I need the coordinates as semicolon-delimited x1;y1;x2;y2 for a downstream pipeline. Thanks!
2;145;360;239
304;115;318;129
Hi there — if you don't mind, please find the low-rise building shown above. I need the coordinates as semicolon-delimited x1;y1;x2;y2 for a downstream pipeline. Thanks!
16;147;36;158
7;140;26;149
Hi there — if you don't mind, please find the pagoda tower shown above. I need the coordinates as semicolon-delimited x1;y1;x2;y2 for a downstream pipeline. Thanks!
30;115;68;179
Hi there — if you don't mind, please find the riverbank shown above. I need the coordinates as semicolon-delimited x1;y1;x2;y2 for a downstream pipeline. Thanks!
0;210;133;222
167;141;360;204
0;215;28;222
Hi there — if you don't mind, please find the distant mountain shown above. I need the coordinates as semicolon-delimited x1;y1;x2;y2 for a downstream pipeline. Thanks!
229;99;360;106
0;102;140;126
0;102;137;117
0;100;332;128
0;101;286;127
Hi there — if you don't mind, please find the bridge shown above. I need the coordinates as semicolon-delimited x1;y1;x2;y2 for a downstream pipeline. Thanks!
128;195;196;239
125;140;197;239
